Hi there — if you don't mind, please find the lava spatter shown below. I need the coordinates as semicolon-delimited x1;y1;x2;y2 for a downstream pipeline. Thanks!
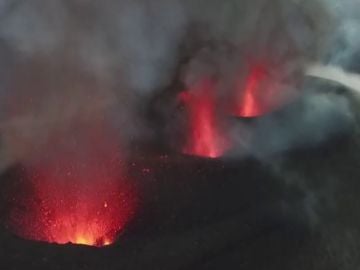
7;122;137;247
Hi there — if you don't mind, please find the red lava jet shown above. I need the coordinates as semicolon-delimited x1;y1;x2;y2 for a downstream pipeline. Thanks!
7;122;136;247
233;64;268;118
179;77;229;158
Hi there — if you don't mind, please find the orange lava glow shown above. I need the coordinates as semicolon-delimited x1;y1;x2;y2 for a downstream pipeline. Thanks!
7;123;136;247
179;78;229;158
234;65;267;117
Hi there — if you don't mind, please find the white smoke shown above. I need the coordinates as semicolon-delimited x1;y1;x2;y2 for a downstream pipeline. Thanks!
307;64;360;93
321;0;360;68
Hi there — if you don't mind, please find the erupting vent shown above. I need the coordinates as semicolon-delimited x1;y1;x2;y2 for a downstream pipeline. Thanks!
7;123;137;247
179;78;230;158
234;64;268;118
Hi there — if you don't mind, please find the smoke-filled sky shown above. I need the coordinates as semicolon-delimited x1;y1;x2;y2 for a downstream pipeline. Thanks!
0;0;358;171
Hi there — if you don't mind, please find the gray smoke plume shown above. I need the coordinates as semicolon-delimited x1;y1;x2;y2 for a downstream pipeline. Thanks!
0;1;356;185
222;0;360;158
322;0;360;70
0;0;188;168
0;0;344;168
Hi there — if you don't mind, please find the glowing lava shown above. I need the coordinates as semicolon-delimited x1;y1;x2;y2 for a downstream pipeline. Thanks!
7;122;136;247
179;77;229;158
234;64;268;117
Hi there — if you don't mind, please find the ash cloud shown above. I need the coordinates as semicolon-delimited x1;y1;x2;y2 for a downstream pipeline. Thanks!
0;0;187;168
0;1;357;187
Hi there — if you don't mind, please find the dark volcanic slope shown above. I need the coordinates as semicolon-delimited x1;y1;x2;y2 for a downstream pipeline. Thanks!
1;85;360;270
0;155;305;270
0;135;359;270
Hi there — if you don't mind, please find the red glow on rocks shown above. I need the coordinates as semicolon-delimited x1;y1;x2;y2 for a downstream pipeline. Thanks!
7;123;136;247
179;78;229;158
234;64;268;118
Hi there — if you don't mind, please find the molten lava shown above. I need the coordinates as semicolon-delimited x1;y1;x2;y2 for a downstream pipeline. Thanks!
7;122;136;247
234;64;268;117
179;78;229;158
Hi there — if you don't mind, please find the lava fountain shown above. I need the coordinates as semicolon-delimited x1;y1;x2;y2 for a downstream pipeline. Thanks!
7;121;137;247
233;59;301;118
179;77;230;158
233;64;268;118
